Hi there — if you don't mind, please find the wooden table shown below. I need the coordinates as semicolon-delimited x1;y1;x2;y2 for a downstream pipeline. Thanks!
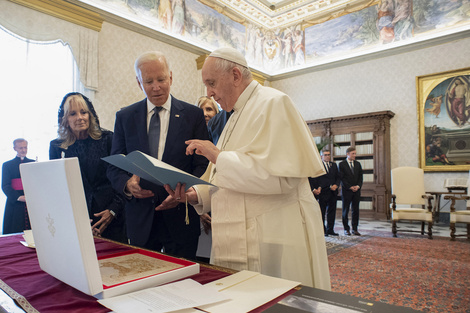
427;190;467;223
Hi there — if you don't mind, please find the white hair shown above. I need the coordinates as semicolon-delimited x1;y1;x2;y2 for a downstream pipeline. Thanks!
134;51;171;78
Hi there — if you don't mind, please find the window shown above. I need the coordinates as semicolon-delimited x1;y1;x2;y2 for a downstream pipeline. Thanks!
0;25;82;233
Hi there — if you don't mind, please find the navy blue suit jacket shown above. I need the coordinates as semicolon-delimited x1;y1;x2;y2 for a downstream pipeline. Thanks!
107;97;209;247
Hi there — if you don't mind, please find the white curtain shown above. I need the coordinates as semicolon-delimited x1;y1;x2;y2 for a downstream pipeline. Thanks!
0;1;91;233
0;0;99;92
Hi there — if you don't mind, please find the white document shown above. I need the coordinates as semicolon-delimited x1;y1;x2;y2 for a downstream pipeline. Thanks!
197;270;300;313
103;151;214;190
98;279;229;313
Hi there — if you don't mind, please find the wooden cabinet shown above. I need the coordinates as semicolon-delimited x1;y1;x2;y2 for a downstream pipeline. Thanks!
306;111;395;219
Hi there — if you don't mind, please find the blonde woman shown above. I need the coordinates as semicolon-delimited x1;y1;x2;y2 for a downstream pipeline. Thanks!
49;93;126;243
197;96;219;125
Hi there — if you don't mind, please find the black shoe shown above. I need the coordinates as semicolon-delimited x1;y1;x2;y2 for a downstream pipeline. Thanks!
352;230;361;236
344;230;351;236
324;233;329;237
327;231;339;236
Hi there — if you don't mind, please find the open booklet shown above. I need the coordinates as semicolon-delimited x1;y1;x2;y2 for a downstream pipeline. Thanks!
103;151;214;190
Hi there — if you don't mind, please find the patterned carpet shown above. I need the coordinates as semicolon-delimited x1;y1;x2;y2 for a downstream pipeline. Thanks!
326;232;470;313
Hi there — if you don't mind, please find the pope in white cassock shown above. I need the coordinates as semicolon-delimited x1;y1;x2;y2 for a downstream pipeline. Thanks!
162;47;331;290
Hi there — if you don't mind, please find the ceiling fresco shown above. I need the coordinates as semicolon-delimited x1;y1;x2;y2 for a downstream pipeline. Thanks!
77;0;470;76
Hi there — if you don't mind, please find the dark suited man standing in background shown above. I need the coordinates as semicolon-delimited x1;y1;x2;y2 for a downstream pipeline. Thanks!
339;146;363;236
309;149;340;236
108;51;209;260
2;138;35;234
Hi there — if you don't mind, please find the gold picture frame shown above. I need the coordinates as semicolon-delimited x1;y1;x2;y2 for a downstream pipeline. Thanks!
417;67;470;172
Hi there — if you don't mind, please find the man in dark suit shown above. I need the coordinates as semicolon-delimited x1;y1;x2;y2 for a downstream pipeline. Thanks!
308;149;340;236
2;138;35;234
339;146;363;236
107;51;209;260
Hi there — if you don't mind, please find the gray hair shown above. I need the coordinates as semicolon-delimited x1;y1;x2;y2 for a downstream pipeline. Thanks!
13;138;27;147
212;57;252;81
134;51;171;78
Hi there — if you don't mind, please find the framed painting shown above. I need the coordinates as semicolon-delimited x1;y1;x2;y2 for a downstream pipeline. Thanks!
417;67;470;172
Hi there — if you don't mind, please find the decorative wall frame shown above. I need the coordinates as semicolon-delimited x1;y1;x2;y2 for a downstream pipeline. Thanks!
417;67;470;172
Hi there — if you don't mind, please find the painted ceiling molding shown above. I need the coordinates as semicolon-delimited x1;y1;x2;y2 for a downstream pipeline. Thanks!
11;0;470;80
198;0;247;25
216;0;377;29
8;0;103;32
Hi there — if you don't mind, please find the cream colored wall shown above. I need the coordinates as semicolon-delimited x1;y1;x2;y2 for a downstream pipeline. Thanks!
271;37;470;192
95;22;201;132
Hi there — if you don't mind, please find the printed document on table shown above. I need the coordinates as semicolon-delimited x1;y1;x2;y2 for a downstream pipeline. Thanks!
103;151;214;190
197;270;300;313
98;279;229;313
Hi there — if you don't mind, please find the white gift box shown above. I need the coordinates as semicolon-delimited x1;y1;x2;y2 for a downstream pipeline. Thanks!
20;158;199;299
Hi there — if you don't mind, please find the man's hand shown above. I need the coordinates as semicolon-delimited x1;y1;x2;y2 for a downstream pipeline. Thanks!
163;183;198;205
92;209;114;236
330;184;338;191
200;213;211;234
18;195;26;202
155;195;179;211
350;185;360;192
185;140;220;164
126;175;154;198
313;187;321;196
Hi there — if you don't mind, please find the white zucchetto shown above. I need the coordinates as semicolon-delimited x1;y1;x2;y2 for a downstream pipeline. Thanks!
209;47;249;68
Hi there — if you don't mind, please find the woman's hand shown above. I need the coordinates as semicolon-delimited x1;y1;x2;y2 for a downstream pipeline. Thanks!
92;209;114;236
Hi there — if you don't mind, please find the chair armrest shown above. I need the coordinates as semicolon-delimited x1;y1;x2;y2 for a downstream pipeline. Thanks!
422;194;433;212
444;195;470;201
444;195;470;212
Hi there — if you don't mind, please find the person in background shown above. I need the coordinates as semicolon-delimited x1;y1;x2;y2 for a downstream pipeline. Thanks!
2;138;34;234
164;47;330;289
195;96;219;262
49;93;127;243
207;110;232;145
107;51;209;260
339;146;363;236
308;149;340;236
197;96;219;125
